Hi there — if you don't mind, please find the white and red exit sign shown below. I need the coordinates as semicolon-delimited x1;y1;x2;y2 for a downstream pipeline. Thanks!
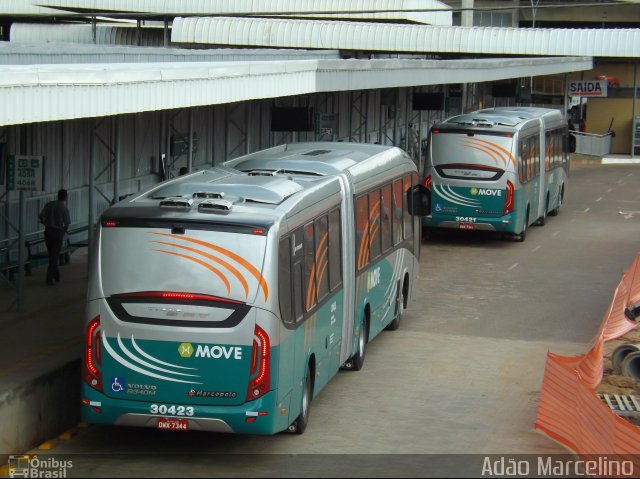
568;80;608;97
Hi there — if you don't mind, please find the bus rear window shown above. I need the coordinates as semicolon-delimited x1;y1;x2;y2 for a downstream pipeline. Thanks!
430;131;515;171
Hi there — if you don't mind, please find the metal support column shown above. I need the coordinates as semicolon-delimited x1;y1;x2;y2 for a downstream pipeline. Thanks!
17;189;25;311
113;117;120;204
88;119;96;255
348;91;367;143
187;109;194;172
226;103;248;160
16;125;26;311
163;19;169;47
632;61;637;158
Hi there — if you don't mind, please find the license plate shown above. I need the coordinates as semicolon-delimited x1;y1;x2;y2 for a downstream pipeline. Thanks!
157;418;189;431
459;223;476;230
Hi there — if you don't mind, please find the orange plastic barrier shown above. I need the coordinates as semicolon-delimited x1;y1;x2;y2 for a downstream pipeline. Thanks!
535;253;640;455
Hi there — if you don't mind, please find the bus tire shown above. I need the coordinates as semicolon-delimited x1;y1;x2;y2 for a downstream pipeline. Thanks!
535;194;548;226
549;185;563;216
386;280;404;331
350;316;368;371
513;207;529;242
291;368;312;435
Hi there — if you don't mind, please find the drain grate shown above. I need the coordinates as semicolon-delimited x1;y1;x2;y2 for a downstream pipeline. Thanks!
597;394;640;417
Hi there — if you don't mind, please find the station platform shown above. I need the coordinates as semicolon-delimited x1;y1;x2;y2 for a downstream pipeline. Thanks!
0;248;87;459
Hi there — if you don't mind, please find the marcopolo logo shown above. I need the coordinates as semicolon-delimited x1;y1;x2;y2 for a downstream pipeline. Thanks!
178;342;243;360
470;187;502;197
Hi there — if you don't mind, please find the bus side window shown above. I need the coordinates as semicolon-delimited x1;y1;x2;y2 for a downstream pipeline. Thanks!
518;140;525;184
545;132;551;172
328;208;342;291
392;179;403;246
531;138;542;178
278;237;293;325
303;222;317;312
380;184;393;253
403;175;413;240
314;215;330;303
356;194;370;270
369;189;381;261
291;229;304;323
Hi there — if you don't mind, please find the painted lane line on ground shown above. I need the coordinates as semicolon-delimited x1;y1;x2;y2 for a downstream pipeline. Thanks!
619;211;640;219
508;263;519;271
552;231;560;237
608;188;613;193
584;207;590;213
531;245;541;253
596;197;603;202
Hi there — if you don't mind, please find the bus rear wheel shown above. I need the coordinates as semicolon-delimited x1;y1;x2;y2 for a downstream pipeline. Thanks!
535;194;549;226
350;317;368;371
386;278;408;331
512;208;529;242
290;368;311;434
549;185;563;216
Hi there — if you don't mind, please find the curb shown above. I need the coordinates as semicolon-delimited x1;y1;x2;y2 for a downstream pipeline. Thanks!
0;359;81;463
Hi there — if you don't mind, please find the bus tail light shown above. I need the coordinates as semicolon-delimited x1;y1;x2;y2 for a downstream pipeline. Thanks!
424;175;431;190
503;180;514;215
84;315;103;392
246;325;270;402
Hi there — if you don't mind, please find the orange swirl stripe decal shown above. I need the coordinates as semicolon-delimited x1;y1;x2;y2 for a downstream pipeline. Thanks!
153;249;231;295
459;141;501;167
460;137;516;168
150;240;250;299
315;232;329;297
357;224;369;270
148;232;269;301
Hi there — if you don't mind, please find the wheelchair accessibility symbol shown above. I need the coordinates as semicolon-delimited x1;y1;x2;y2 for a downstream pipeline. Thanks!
111;376;126;394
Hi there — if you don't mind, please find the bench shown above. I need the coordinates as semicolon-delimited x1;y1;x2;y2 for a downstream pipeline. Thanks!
0;245;31;281
25;225;89;268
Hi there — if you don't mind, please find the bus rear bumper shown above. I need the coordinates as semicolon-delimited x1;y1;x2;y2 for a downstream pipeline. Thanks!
423;214;516;233
81;387;289;435
437;221;496;231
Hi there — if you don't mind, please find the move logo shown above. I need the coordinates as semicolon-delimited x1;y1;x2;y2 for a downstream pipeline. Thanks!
367;267;381;292
470;187;502;197
178;342;194;358
178;342;243;360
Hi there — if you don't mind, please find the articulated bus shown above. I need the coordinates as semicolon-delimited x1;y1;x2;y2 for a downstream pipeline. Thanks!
422;107;570;241
82;142;429;435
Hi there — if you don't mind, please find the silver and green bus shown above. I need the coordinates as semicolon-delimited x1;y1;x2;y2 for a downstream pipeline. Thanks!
422;107;570;241
82;142;429;435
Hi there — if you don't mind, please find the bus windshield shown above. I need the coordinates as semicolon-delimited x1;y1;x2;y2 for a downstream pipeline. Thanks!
429;130;516;176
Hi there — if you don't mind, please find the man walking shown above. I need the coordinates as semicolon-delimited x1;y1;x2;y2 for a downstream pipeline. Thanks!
39;189;70;285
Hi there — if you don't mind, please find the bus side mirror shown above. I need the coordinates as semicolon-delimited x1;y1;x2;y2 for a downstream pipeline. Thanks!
408;184;430;216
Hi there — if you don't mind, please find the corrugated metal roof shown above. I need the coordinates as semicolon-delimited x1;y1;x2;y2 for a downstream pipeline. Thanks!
171;16;640;58
0;56;591;126
10;23;164;46
0;41;341;64
0;0;70;15
36;0;453;25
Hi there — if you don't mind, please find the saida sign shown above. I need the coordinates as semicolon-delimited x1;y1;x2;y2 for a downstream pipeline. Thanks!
567;80;608;98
